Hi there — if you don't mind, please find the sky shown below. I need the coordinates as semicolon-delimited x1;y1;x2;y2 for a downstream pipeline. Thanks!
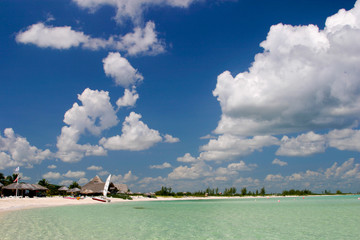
1;0;360;193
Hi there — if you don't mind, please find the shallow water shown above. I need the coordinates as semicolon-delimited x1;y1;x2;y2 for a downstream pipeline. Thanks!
1;195;359;240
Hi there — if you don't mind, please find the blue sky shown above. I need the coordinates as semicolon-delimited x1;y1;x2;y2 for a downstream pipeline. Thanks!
1;0;360;193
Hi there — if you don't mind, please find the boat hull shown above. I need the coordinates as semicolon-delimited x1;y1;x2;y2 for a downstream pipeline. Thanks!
92;197;110;202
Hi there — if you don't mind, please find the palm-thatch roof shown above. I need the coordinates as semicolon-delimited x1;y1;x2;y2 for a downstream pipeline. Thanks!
80;175;121;195
58;186;69;191
3;183;48;191
114;184;128;193
80;175;106;195
67;187;81;193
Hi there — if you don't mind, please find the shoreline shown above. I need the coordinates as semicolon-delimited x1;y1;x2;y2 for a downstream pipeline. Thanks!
0;194;356;215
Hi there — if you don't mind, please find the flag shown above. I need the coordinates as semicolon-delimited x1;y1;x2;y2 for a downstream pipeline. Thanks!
14;175;19;183
14;166;20;173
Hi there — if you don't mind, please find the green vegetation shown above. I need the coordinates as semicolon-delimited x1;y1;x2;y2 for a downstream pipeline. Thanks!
282;189;312;196
38;179;61;196
155;186;175;196
110;193;132;200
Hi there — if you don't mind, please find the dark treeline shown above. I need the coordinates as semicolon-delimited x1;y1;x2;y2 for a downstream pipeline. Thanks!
154;186;359;197
155;186;268;197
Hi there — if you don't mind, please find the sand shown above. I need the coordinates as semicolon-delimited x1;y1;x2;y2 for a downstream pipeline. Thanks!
0;195;240;214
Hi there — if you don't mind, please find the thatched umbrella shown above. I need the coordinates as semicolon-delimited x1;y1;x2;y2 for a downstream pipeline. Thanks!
58;186;69;196
3;183;48;197
67;187;81;196
58;186;69;191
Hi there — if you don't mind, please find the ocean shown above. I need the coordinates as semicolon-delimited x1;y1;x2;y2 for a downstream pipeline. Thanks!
1;195;359;239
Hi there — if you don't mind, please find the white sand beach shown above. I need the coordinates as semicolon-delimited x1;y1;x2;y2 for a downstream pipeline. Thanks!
0;195;253;214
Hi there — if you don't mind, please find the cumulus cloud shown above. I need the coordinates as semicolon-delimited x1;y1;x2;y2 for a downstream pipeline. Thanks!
150;162;172;169
264;174;284;182
116;87;139;108
103;52;143;88
265;158;360;191
163;134;180;143
56;88;118;162
72;0;198;24
276;132;326;156
213;1;360;137
43;171;61;179
0;128;52;169
60;180;73;186
100;112;162;151
112;171;138;183
327;128;360;151
272;158;288;166
47;164;57;169
177;153;197;163
15;22;89;49
87;165;103;171
16;21;165;56
168;161;212;180
199;134;279;161
63;170;86;178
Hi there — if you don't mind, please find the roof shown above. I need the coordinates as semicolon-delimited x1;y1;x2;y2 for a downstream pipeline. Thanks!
114;184;128;193
80;176;126;195
58;186;69;191
3;183;48;191
80;176;106;194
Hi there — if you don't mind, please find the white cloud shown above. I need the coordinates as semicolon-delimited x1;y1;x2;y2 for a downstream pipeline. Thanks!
63;170;86;178
60;180;73;186
272;158;288;166
116;87;139;108
150;162;172;169
103;52;143;88
43;171;61;179
112;171;138;183
199;134;279;161
47;164;57;169
56;88;117;162
276;132;326;156
0;128;52;169
213;1;360;137
100;112;162;151
98;171;109;176
87;165;103;171
327;128;360;151
16;21;165;56
16;22;89;49
168;161;212;180
72;0;198;24
177;153;197;163
264;174;284;182
78;177;89;185
163;134;180;143
117;21;165;55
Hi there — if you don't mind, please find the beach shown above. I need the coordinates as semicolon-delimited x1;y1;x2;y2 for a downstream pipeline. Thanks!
0;195;246;214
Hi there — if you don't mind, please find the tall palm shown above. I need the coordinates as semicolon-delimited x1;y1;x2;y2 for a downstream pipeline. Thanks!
38;178;49;187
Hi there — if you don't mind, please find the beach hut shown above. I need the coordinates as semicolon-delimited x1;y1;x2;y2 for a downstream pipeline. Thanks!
58;186;69;196
80;175;118;196
114;184;128;193
67;187;81;196
2;183;48;197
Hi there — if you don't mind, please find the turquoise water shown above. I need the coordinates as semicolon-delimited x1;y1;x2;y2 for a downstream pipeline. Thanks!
1;196;359;239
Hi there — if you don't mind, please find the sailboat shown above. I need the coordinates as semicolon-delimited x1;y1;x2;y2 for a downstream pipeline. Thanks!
92;174;111;203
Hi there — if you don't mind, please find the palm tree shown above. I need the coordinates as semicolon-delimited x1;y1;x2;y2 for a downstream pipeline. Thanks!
0;172;5;185
38;178;49;187
69;181;80;189
4;174;18;186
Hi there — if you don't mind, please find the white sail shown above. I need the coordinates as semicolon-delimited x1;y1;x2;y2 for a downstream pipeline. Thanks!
103;174;111;197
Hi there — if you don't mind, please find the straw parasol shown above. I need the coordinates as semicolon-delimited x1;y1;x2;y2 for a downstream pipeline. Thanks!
67;187;81;193
58;186;69;191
